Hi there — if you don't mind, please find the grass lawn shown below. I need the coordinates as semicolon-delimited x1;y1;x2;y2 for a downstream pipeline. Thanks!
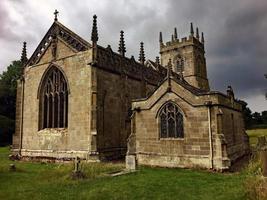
246;128;267;146
0;147;247;200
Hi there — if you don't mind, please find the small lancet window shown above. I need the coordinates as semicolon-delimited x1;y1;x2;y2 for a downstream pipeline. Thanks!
196;55;203;77
39;66;68;129
175;55;184;74
159;102;184;138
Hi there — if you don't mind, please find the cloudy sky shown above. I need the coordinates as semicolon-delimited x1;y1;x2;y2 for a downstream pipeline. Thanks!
0;0;266;112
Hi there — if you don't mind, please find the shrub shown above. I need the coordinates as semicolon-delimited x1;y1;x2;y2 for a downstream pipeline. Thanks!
244;152;267;200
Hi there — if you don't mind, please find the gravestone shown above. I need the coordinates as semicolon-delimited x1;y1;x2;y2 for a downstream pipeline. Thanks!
74;156;81;173
71;157;85;179
126;155;136;171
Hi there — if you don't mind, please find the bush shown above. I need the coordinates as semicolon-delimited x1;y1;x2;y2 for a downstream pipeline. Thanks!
244;152;267;200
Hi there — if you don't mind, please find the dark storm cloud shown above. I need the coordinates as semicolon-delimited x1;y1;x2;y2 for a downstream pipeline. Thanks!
206;0;267;100
0;0;266;111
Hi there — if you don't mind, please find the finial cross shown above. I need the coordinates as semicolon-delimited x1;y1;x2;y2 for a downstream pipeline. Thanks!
54;9;59;21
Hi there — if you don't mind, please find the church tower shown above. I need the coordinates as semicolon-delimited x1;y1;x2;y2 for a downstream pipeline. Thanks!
159;23;210;91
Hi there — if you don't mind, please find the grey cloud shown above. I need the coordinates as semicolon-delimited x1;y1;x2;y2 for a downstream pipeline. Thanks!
0;1;17;41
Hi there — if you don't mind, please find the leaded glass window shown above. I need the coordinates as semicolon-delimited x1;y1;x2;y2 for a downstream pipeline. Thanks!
39;66;68;129
159;102;184;138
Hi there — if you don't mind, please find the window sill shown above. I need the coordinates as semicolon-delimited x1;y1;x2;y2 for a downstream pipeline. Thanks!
159;138;184;141
38;128;68;135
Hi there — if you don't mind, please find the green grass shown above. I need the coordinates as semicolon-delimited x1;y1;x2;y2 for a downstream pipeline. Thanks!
246;128;267;146
0;147;247;200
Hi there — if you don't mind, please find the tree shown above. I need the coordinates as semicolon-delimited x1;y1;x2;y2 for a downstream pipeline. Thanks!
252;112;263;124
240;100;252;128
0;60;22;119
243;106;253;128
261;111;267;124
0;115;15;146
0;60;22;145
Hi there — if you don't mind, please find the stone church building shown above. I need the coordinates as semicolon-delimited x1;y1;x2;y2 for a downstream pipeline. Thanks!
12;12;250;170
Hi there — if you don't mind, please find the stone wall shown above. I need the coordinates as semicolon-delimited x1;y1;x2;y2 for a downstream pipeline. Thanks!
89;45;163;159
133;81;211;169
131;79;250;170
218;107;250;162
13;36;160;160
95;67;156;159
13;40;94;159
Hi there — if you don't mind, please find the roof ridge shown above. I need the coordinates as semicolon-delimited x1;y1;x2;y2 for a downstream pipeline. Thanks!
27;21;90;66
55;21;90;47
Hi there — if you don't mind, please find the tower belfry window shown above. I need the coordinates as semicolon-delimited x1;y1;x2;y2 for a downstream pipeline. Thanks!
175;56;184;74
39;66;68;129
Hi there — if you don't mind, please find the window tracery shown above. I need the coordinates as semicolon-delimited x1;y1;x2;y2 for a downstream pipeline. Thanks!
39;66;68;129
159;102;184;138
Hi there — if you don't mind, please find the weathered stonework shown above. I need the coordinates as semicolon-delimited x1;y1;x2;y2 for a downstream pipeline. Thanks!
130;79;250;170
12;19;160;161
12;16;250;171
13;38;94;159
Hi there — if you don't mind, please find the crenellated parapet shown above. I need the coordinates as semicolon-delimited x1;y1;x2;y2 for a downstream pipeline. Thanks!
95;45;165;86
160;30;205;54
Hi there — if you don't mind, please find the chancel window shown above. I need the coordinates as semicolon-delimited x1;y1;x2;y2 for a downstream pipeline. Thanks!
39;66;68;129
159;102;184;138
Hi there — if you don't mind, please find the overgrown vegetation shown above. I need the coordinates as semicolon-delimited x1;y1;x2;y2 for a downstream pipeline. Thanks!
243;152;267;200
0;129;266;199
0;146;246;200
244;128;267;200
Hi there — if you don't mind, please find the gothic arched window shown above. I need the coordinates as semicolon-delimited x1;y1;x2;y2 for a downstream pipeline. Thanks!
159;102;184;138
39;66;69;129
